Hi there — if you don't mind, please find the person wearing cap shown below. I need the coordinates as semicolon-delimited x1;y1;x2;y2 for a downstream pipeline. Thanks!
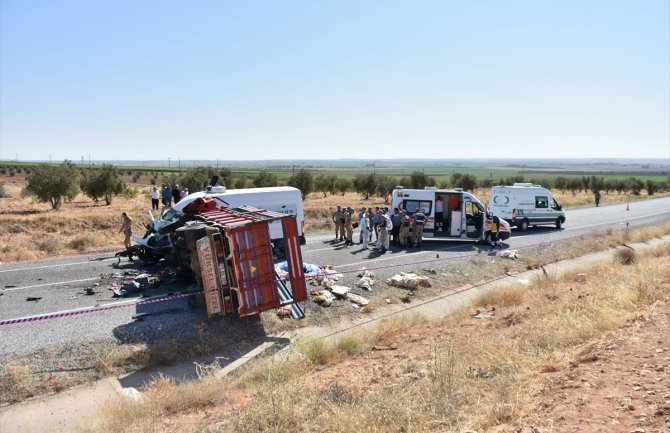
377;212;392;253
413;208;427;247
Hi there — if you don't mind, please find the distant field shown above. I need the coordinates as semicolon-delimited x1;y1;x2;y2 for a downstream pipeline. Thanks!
1;160;667;184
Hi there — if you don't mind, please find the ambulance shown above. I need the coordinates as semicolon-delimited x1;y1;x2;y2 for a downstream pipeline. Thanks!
390;186;511;243
490;183;566;231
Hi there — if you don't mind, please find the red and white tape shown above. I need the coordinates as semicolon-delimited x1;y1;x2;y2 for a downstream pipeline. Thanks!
0;292;200;326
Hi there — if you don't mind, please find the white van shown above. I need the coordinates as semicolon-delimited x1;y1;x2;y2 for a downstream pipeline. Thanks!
152;185;305;244
390;186;511;242
490;183;565;231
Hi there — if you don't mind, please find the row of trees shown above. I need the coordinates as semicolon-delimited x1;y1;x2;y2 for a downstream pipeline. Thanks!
16;161;669;209
22;161;128;209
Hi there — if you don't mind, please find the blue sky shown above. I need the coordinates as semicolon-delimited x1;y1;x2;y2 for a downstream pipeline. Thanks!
1;0;668;161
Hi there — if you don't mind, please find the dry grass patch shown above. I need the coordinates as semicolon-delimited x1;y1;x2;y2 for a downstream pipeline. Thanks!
86;244;670;433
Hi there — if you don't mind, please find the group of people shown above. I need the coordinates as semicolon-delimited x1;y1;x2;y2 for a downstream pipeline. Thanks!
332;206;427;253
150;184;189;210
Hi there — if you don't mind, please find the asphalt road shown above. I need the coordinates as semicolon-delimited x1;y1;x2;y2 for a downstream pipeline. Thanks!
1;197;669;360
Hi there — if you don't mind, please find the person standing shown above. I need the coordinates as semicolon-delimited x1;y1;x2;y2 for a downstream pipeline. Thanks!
162;184;172;209
372;207;381;241
358;207;365;243
359;211;370;249
391;208;401;245
119;212;133;251
435;196;444;232
366;207;374;242
377;213;391;253
413;209;426;247
344;207;354;246
172;184;181;204
150;186;160;211
399;210;410;247
332;206;343;241
180;188;188;200
594;191;601;207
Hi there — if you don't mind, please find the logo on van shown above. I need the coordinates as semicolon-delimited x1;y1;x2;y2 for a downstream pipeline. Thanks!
493;196;509;205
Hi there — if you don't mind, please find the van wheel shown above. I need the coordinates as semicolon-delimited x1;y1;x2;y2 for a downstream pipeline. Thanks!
518;219;529;231
556;217;563;229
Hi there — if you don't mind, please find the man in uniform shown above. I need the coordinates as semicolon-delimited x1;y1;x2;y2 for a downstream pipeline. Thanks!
332;206;342;240
399;210;410;247
391;208;401;245
119;212;133;251
344;207;354;245
377;212;392;253
413;209;427;247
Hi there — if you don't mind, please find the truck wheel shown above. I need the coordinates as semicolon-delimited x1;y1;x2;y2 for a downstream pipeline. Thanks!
518;219;529;231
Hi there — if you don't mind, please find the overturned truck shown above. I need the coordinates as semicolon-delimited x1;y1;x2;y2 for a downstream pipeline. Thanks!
171;204;308;318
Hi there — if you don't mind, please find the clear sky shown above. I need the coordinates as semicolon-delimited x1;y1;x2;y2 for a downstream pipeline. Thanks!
1;0;669;162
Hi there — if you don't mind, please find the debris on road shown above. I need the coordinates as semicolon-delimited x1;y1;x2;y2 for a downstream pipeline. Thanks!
26;297;42;302
356;267;375;278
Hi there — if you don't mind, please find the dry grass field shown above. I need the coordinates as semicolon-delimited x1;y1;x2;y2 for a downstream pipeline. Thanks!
0;172;661;262
80;243;670;433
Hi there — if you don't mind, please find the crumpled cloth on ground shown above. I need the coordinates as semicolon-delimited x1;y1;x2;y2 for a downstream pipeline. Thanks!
499;249;519;259
386;272;431;289
275;261;323;274
356;276;375;291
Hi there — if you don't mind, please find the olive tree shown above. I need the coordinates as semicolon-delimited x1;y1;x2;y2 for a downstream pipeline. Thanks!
80;164;125;205
288;168;313;199
22;160;80;209
178;166;220;194
253;169;279;188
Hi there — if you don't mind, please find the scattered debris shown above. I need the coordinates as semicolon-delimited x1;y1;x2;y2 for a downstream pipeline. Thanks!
372;345;398;351
26;297;42;302
356;276;375;291
345;292;369;306
517;279;530;287
500;249;519;259
132;313;152;321
387;272;431;289
356;267;376;278
84;288;96;296
330;285;350;296
471;307;496;319
121;387;142;401
423;268;438;275
276;305;293;317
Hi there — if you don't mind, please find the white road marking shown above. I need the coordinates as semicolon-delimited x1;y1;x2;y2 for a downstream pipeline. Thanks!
1;278;100;292
335;244;469;269
0;258;115;273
